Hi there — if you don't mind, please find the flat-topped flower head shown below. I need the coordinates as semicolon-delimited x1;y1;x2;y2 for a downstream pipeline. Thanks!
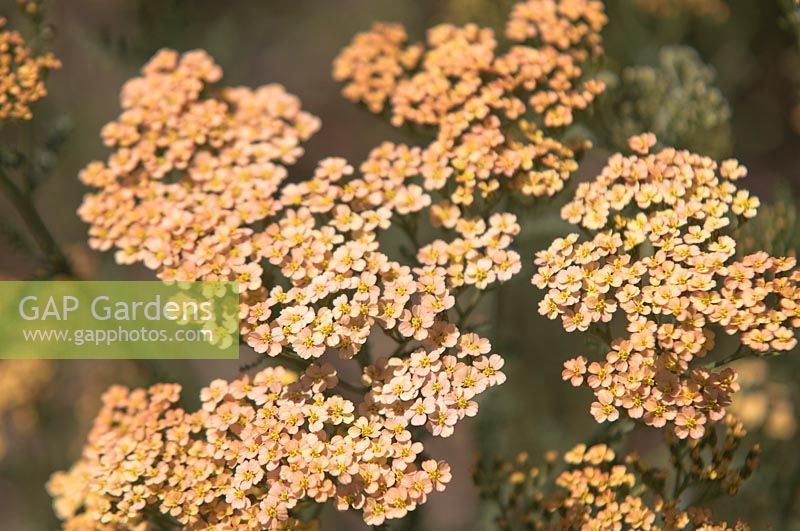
78;49;320;284
334;0;607;208
505;0;607;58
534;134;800;438
48;357;503;528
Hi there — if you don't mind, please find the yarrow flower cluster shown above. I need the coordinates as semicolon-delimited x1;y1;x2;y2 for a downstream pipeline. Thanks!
330;22;423;114
25;1;800;529
334;0;607;209
231;152;510;527
477;416;757;530
64;35;521;527
47;362;499;529
238;201;519;357
533;134;800;438
0;16;61;121
77;49;320;283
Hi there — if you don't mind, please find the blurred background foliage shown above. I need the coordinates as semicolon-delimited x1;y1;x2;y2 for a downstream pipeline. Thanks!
0;0;799;529
599;45;731;158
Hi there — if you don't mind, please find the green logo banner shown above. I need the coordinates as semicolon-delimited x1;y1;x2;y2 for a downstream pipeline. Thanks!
0;281;240;359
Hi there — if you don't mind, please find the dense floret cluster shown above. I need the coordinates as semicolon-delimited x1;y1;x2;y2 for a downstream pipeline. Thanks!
534;134;800;438
77;49;320;283
334;0;607;208
48;366;493;528
0;16;60;121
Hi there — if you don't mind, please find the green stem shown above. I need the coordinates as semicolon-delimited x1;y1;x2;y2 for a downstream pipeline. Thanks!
456;289;484;329
282;350;367;392
396;214;421;250
239;355;268;373
143;507;182;530
336;376;366;393
704;343;749;370
0;168;72;276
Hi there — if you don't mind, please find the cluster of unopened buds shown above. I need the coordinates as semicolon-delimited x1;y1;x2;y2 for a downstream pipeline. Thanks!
663;415;760;500
553;442;751;530
534;133;800;439
0;16;61;121
477;416;757;530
